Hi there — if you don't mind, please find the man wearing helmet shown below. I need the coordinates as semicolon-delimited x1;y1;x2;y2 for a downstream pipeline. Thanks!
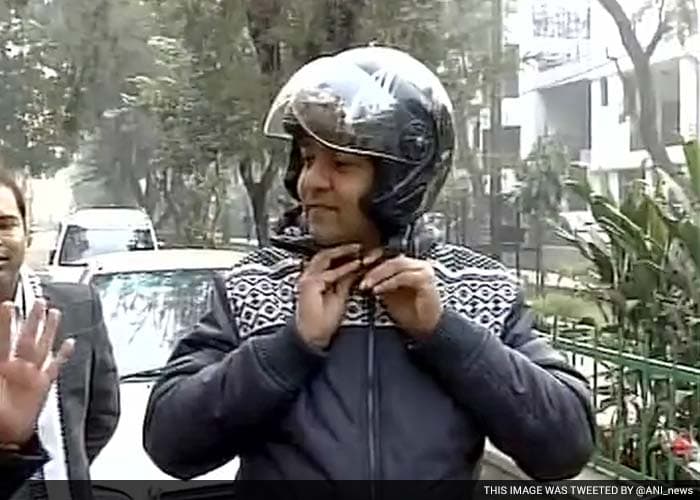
143;47;595;486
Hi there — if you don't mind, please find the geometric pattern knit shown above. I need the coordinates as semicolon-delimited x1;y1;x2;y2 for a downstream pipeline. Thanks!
223;244;520;339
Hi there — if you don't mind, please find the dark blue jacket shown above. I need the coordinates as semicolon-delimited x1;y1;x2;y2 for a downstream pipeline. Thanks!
143;244;595;482
0;436;46;500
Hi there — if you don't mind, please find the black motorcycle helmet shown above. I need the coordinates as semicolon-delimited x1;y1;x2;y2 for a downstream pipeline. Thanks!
264;46;455;251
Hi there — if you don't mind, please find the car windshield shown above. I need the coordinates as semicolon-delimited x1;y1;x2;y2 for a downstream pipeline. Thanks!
91;269;221;376
60;226;155;264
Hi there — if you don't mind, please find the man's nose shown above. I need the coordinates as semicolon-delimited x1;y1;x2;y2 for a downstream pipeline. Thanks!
303;155;333;191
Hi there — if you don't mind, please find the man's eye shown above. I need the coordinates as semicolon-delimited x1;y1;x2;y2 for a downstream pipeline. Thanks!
335;161;354;170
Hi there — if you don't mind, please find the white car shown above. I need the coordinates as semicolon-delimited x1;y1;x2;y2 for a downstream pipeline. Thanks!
48;206;159;283
83;248;250;484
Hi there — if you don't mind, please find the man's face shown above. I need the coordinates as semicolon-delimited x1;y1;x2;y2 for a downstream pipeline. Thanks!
0;186;26;298
297;137;379;247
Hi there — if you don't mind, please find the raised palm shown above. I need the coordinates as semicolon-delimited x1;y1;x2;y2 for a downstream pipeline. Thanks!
0;300;72;446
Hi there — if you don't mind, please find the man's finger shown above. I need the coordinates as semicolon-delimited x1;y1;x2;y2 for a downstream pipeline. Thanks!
359;256;423;291
307;243;361;273
321;258;362;285
361;248;383;267
36;309;61;370
372;270;426;295
0;302;13;361
44;338;74;382
337;269;363;297
15;300;46;364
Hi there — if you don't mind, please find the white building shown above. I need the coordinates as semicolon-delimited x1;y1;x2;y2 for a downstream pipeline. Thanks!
491;0;700;204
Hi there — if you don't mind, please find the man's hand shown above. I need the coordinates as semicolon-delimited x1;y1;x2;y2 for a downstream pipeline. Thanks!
296;244;366;350
0;300;73;447
359;252;443;340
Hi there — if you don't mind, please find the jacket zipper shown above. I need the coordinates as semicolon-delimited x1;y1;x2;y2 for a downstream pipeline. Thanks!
56;373;72;486
366;295;378;490
36;372;72;500
49;293;71;484
56;374;70;469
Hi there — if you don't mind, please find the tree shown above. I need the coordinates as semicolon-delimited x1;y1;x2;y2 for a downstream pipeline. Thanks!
599;0;697;174
0;3;72;174
0;0;513;247
123;16;241;244
240;0;502;243
515;137;569;293
557;140;700;480
39;0;506;248
241;0;366;245
0;0;167;209
138;0;500;246
60;0;171;216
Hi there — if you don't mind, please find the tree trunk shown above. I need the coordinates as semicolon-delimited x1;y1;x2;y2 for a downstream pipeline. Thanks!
164;175;184;242
239;155;278;246
243;0;365;243
205;194;221;247
245;0;282;76
636;59;674;172
144;172;158;217
535;216;544;295
464;147;484;201
154;206;172;231
126;168;145;208
251;188;269;246
598;0;674;173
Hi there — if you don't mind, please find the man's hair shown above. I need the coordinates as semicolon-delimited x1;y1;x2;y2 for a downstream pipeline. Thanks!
0;168;27;229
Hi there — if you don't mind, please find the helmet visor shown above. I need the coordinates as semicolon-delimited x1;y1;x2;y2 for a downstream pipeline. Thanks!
263;56;443;165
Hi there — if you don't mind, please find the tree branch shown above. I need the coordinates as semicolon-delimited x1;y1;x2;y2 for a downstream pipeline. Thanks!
598;0;647;63
606;48;625;80
245;0;281;76
606;46;639;127
645;0;671;57
645;22;671;57
261;151;278;190
238;156;254;191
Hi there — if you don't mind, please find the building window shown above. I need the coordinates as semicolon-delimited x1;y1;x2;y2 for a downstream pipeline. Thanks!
600;77;608;106
531;1;590;39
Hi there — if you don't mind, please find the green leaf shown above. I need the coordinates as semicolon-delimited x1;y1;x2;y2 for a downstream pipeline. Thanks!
643;195;671;253
673;220;700;275
592;197;651;259
631;260;661;300
587;239;615;284
564;177;595;204
654;166;693;215
625;299;641;312
683;140;700;200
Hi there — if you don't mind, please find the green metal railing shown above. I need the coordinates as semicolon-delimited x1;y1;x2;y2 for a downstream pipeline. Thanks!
542;317;700;481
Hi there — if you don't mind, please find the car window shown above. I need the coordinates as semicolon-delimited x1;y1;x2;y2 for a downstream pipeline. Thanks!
59;225;155;264
91;269;221;376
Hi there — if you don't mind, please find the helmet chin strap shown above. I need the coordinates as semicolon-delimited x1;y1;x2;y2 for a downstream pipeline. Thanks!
385;219;437;259
384;224;413;258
